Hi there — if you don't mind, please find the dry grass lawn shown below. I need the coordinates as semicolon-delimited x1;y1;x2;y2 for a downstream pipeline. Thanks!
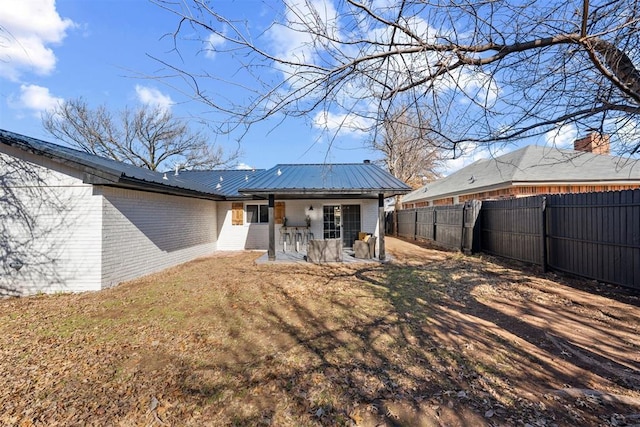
1;237;639;426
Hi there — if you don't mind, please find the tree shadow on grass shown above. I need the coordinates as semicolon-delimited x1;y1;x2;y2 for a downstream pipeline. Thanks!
169;252;640;426
9;246;639;426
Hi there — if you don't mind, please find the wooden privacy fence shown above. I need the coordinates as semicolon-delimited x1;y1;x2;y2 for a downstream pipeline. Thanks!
480;196;546;266
397;201;481;252
545;191;640;290
397;189;640;290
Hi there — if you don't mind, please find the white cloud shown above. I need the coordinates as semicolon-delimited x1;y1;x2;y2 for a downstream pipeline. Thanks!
268;0;339;63
265;0;500;141
440;144;510;176
312;111;371;137
235;162;254;170
544;123;577;149
0;0;75;81
135;85;174;111
204;32;226;59
11;84;63;116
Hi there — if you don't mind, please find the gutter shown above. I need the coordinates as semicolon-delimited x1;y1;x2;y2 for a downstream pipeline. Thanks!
114;176;225;201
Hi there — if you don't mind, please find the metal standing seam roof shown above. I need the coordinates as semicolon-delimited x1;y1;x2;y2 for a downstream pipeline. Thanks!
238;163;412;197
1;129;412;199
402;145;640;203
176;169;267;198
0;129;225;199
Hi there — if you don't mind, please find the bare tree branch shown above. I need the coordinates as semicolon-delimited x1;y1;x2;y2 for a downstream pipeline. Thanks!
43;98;239;171
151;0;640;158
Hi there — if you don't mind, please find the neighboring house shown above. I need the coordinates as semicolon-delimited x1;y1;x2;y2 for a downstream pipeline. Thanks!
402;133;640;208
0;129;410;296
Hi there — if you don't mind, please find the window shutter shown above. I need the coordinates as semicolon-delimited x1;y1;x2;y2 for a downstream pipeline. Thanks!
275;201;285;224
232;202;244;225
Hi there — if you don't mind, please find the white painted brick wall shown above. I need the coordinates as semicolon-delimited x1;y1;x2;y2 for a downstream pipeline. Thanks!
216;201;269;250
0;148;103;295
100;187;217;287
216;198;381;252
1;138;387;295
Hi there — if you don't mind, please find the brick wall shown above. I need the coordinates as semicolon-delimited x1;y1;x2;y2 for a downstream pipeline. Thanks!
100;187;217;288
215;198;381;252
0;148;102;295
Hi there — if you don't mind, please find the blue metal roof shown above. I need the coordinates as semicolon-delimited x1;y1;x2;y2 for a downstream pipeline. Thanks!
1;129;412;200
239;163;411;197
0;129;225;199
177;169;266;198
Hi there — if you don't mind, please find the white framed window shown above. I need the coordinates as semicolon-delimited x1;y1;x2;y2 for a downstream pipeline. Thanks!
246;204;269;224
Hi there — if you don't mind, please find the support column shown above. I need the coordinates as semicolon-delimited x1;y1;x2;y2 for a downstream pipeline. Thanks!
378;193;386;261
268;194;276;261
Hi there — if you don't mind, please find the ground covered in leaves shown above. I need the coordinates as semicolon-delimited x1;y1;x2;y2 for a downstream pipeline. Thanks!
1;237;639;426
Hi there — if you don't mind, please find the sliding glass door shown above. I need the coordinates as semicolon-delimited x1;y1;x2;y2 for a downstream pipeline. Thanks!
323;204;361;248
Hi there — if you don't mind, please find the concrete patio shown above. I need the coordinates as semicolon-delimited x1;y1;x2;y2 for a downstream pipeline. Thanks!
255;248;390;265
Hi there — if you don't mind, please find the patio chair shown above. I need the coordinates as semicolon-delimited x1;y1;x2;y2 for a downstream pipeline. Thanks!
354;235;376;259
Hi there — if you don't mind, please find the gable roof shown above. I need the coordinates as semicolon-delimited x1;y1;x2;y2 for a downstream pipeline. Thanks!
238;163;412;198
402;145;640;203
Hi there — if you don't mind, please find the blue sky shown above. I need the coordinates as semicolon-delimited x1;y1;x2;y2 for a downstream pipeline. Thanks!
1;0;590;174
0;0;386;170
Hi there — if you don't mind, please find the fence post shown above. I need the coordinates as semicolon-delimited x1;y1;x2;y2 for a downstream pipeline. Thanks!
460;204;464;252
433;208;437;244
414;209;418;240
541;196;547;272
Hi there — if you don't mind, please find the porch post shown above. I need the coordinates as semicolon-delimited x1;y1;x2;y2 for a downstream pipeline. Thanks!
378;193;386;261
268;194;276;261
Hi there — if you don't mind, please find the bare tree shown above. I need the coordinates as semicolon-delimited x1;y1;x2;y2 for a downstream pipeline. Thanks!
371;105;443;235
373;105;442;188
43;98;237;171
152;0;640;158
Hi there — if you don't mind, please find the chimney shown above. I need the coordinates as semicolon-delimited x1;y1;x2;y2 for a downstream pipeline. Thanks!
574;132;610;155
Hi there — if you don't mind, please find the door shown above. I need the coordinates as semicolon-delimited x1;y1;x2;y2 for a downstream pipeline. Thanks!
323;205;341;239
341;205;361;248
323;204;361;248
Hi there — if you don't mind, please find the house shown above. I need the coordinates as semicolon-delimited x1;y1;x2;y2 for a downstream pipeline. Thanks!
402;133;640;208
0;129;410;296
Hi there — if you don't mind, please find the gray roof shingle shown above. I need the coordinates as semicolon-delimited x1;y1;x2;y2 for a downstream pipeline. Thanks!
403;145;640;203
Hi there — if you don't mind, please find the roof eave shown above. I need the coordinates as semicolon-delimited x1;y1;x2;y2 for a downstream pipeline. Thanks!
239;188;411;197
512;178;640;185
404;182;512;202
116;176;224;200
5;136;126;182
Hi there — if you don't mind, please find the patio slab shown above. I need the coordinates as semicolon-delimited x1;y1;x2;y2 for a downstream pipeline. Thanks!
254;248;391;265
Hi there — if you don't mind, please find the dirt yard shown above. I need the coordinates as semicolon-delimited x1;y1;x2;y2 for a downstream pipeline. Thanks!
1;237;638;426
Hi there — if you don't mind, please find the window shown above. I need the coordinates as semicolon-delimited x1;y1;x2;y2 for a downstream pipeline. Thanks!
246;204;269;224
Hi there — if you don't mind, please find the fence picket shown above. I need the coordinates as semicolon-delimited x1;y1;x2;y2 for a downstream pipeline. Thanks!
397;189;640;290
